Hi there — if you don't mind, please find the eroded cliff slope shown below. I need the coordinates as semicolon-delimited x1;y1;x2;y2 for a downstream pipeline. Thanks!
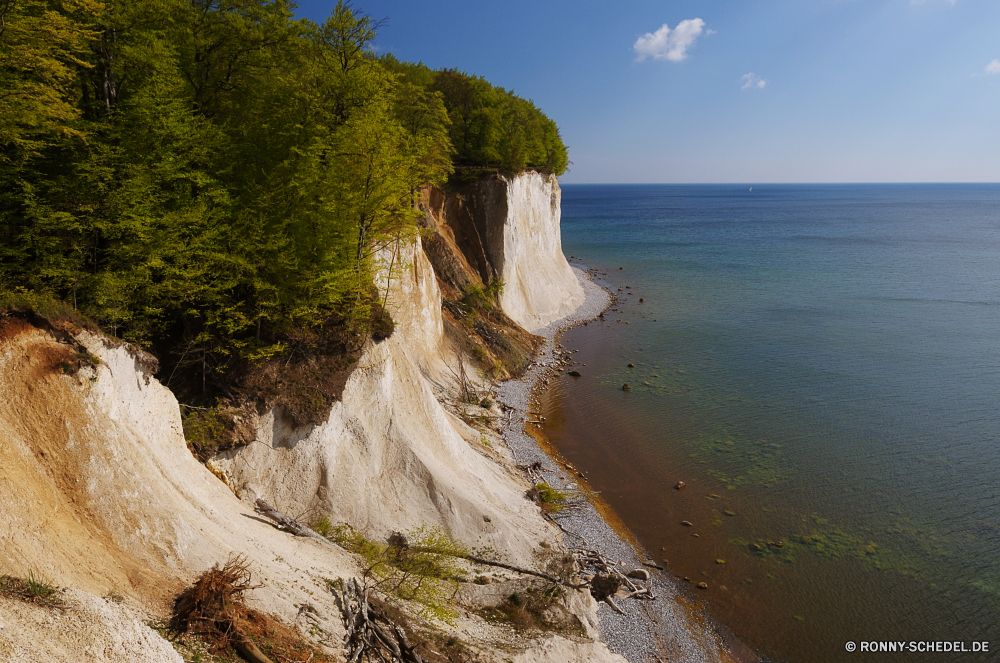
421;171;585;333
0;172;627;663
0;320;357;661
213;172;586;565
212;236;559;569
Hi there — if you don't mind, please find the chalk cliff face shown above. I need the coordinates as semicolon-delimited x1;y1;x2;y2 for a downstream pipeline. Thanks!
497;172;585;331
0;324;356;661
212;235;558;569
0;172;628;663
214;172;583;565
421;171;585;332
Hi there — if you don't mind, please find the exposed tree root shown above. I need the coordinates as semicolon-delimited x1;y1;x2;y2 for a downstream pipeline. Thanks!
331;577;424;663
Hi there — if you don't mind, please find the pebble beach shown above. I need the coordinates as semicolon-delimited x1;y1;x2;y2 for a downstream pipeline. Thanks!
496;267;733;663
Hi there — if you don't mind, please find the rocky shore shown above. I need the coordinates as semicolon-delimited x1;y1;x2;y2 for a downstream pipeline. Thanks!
497;267;731;663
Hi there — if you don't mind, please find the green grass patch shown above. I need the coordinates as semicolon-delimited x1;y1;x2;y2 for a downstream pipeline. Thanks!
0;571;62;608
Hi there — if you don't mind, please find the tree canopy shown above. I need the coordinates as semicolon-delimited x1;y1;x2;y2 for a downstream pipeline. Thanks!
383;56;568;176
0;0;567;395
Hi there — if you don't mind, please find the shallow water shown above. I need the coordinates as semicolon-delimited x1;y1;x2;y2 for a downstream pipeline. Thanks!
542;184;1000;662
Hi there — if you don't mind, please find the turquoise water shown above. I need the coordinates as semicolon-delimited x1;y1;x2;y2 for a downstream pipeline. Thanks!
545;184;1000;662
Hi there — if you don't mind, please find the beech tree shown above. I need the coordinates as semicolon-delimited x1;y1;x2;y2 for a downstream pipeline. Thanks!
0;0;563;390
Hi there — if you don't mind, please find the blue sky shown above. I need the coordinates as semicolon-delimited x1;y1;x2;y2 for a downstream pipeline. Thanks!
293;1;1000;183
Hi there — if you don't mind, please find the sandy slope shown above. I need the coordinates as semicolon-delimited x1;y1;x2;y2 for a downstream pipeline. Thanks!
0;172;626;662
0;321;357;660
213;237;559;568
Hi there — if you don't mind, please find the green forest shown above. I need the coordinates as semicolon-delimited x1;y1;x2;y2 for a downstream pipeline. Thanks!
0;0;567;399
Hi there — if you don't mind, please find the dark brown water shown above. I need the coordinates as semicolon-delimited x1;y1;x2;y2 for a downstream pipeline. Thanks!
541;184;1000;663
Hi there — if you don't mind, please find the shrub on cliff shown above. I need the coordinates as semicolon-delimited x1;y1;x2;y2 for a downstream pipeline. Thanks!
326;523;469;623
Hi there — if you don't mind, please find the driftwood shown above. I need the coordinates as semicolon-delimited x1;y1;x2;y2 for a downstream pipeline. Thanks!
254;499;342;549
234;637;274;663
573;548;658;607
463;554;587;587
255;499;588;593
332;578;424;663
605;596;626;615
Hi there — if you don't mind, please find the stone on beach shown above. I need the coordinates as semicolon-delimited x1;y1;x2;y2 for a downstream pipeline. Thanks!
496;268;730;663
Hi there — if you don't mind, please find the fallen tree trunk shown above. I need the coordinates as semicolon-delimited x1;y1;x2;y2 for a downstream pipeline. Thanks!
462;554;588;587
253;499;342;549
573;548;658;602
234;636;274;663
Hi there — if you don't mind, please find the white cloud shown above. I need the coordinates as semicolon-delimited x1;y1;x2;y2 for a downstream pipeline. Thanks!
634;19;706;62
740;73;767;90
986;59;1000;75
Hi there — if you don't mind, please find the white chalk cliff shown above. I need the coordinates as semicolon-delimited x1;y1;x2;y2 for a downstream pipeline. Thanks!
213;172;587;566
212;235;560;568
0;172;625;662
0;327;357;662
495;172;585;332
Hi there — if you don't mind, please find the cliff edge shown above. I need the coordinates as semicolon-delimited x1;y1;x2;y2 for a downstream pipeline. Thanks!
421;171;585;333
0;172;628;663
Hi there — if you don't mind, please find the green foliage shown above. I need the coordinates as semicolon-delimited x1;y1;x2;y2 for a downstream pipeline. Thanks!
0;288;97;330
328;523;469;622
1;571;61;607
182;407;227;454
472;345;488;363
0;0;101;156
26;570;57;601
461;279;503;312
0;0;566;397
309;516;334;538
384;57;567;175
479;584;577;633
532;482;567;513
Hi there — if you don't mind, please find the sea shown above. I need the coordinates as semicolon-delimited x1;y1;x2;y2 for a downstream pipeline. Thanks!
541;184;1000;663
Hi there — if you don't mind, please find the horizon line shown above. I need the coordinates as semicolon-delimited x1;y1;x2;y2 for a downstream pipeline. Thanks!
558;181;1000;186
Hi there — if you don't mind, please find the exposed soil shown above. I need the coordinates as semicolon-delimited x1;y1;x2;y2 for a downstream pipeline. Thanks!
169;305;397;459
